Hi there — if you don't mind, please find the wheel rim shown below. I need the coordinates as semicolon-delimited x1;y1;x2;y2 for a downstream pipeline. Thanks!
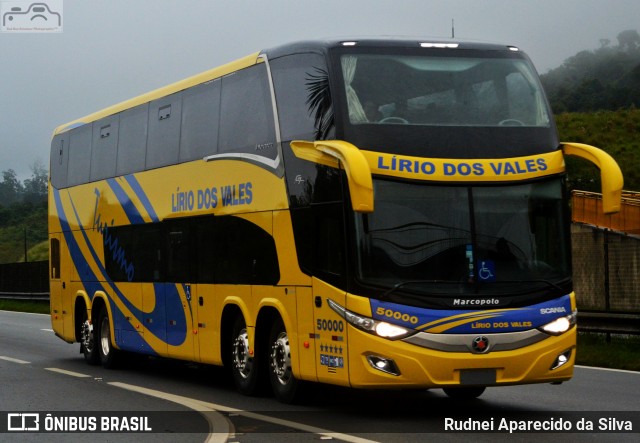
100;316;110;357
81;320;93;352
232;328;253;379
270;331;292;385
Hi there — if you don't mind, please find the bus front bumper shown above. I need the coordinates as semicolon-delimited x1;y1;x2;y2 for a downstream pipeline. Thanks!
346;326;576;389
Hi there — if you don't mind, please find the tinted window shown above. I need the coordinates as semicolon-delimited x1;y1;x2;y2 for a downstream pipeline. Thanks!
103;225;135;282
91;116;119;181
270;53;327;141
209;216;279;284
147;93;182;169
103;216;279;285
166;220;191;281
67;124;92;186
219;65;276;157
50;238;60;279
180;80;221;161
133;225;163;281
49;134;68;189
290;203;345;287
117;104;148;176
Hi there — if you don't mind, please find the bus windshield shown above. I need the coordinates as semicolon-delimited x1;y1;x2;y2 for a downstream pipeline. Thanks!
340;52;550;127
355;178;571;301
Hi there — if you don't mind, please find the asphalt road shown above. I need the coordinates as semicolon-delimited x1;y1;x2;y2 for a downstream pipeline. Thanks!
1;309;638;442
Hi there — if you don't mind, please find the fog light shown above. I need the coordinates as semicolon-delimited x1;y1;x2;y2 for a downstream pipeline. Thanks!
550;349;572;370
366;355;401;376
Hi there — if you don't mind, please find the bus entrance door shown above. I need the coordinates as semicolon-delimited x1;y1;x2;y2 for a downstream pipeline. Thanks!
49;234;65;338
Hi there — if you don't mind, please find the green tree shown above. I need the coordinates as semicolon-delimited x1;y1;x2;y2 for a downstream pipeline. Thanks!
23;161;48;204
0;169;24;206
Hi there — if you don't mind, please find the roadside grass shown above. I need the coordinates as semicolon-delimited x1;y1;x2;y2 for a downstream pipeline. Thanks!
0;299;50;314
2;300;638;372
576;332;640;372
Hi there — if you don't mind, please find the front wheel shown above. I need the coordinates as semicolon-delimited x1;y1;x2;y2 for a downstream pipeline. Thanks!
268;318;301;403
97;306;119;368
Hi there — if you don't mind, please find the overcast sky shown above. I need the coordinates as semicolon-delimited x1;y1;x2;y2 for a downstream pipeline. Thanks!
1;0;639;180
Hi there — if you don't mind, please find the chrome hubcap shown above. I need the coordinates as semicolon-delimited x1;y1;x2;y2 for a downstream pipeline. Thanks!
232;328;252;379
100;316;110;356
270;332;292;385
81;320;93;351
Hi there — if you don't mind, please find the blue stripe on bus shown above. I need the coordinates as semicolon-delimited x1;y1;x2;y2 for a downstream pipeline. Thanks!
54;188;187;349
54;189;105;301
124;174;160;223
107;178;145;225
371;294;573;334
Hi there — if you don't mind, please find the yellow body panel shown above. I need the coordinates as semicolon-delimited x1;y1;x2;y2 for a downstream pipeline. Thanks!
48;39;621;396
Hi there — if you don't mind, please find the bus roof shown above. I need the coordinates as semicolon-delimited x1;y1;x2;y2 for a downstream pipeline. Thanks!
54;38;522;135
54;52;261;135
261;37;520;59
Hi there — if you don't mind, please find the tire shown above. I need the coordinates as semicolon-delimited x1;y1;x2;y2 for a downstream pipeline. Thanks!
97;306;119;369
443;386;486;399
230;315;261;395
268;317;301;403
80;309;99;365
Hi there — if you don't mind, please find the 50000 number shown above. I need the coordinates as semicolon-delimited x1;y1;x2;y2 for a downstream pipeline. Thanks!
375;307;419;324
317;319;344;332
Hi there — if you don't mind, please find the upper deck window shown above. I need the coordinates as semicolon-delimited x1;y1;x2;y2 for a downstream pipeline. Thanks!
340;53;550;128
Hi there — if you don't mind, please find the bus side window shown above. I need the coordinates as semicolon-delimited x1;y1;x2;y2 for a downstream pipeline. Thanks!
50;238;60;279
117;104;148;176
180;80;221;161
270;53;328;141
50;135;68;189
67;124;92;186
219;64;276;157
211;216;279;285
133;225;163;282
91;116;119;181
147;93;183;169
166;220;191;282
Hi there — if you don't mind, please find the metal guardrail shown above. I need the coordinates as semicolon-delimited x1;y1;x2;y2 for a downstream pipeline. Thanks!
0;292;50;301
577;311;640;335
1;292;638;335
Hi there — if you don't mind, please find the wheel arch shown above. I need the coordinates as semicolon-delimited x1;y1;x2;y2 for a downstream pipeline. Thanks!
89;292;110;335
220;302;245;368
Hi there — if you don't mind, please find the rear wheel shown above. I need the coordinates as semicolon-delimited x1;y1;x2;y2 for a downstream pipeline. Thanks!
443;386;486;399
230;315;261;395
97;306;119;368
80;309;99;365
268;317;301;403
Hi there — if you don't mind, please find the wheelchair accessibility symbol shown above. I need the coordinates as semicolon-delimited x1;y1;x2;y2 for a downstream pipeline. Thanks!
478;260;496;282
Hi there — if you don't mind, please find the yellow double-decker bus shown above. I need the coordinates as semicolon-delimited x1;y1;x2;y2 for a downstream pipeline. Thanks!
49;38;622;402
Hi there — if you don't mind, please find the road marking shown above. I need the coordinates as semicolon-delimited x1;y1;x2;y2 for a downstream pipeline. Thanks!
109;382;229;443
576;365;640;375
41;328;54;332
0;310;48;316
45;367;92;378
0;355;30;364
110;381;379;443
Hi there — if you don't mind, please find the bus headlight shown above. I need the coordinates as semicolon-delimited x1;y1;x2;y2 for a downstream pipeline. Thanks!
539;311;577;336
327;299;415;340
